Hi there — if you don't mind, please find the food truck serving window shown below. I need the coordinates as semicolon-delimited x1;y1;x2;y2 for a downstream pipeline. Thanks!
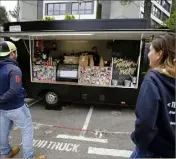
29;33;143;89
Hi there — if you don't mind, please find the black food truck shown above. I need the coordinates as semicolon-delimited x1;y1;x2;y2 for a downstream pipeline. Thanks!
0;19;169;109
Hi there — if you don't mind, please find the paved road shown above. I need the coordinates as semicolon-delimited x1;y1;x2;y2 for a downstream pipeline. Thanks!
9;100;136;159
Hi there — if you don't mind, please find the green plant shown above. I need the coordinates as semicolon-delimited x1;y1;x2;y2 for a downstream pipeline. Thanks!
71;15;75;20
120;0;133;5
163;10;176;32
64;14;75;20
37;16;55;21
45;16;55;21
0;6;9;26
96;3;102;19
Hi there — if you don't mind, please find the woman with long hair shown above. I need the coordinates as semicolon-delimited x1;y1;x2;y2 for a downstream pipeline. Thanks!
130;33;175;158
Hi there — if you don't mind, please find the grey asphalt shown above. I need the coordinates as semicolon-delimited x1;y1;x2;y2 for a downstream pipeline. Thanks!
9;100;136;159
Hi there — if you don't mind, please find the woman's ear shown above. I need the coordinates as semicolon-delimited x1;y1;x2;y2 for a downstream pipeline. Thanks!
156;50;163;60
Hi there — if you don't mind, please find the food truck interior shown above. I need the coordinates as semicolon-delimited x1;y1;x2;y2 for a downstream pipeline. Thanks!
1;19;169;109
30;38;139;87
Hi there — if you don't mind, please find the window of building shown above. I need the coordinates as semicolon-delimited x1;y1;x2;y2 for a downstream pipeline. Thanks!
72;3;79;15
72;1;93;15
152;5;162;19
155;0;162;5
47;4;54;15
151;19;158;26
162;13;169;21
46;3;66;15
162;0;170;12
141;2;144;7
140;12;144;18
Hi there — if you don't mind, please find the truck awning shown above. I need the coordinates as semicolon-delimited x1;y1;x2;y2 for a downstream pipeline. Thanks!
0;30;169;40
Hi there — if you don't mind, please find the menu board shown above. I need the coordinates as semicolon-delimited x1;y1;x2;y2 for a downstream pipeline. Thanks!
112;57;137;86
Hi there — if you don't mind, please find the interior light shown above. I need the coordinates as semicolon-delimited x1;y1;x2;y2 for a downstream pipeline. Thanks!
10;37;21;41
61;33;93;36
66;40;89;43
31;33;94;37
121;101;126;105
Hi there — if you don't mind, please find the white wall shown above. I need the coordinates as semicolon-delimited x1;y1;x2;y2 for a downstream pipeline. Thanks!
19;1;37;21
43;0;97;20
100;1;111;19
49;40;112;61
110;1;140;19
110;0;171;24
110;1;123;19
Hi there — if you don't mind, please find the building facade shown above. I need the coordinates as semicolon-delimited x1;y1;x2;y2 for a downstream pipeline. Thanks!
140;0;172;25
19;1;38;21
19;0;98;21
43;0;97;20
19;0;172;26
100;0;172;26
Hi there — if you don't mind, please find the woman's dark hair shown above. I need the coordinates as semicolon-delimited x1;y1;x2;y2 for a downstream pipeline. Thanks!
151;33;176;77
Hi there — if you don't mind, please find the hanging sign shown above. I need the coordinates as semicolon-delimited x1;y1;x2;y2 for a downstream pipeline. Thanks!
9;25;21;32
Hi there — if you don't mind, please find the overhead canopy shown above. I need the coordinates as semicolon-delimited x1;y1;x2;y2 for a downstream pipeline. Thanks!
0;30;170;41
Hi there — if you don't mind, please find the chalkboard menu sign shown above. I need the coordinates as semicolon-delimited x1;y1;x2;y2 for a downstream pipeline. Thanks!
112;57;137;86
111;40;140;86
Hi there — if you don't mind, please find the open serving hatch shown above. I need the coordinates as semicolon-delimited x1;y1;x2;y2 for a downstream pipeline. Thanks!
0;30;170;41
0;30;169;88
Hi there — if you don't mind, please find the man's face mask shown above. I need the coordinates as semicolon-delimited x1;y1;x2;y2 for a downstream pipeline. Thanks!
53;47;57;51
12;50;18;60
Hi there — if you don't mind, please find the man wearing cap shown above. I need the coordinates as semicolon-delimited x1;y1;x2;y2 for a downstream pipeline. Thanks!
0;41;45;158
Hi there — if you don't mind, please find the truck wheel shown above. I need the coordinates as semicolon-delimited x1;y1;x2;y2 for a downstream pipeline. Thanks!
45;91;61;110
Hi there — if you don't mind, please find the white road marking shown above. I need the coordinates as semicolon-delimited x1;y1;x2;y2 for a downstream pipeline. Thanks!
27;99;42;108
13;122;52;131
93;130;131;135
56;134;108;143
35;140;46;147
80;106;94;137
94;130;103;138
109;131;131;135
33;122;53;127
33;139;80;153
88;147;132;158
33;123;43;130
45;130;53;134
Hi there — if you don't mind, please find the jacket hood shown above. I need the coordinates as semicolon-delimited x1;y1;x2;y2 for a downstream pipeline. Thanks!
151;69;175;91
0;58;18;67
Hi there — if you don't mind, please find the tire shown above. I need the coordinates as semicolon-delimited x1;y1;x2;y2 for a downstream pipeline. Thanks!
44;91;61;110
